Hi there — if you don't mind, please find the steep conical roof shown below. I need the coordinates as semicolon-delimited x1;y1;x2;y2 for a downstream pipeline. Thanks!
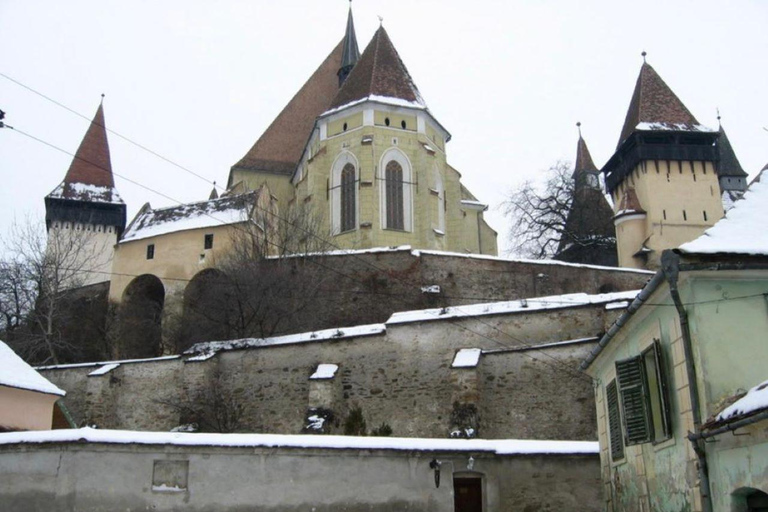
231;41;345;177
328;26;425;110
46;102;123;204
575;136;598;173
340;6;360;74
617;62;702;148
716;126;748;178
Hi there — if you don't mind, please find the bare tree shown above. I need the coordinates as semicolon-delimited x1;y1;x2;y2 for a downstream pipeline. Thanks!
502;161;575;259
0;218;110;364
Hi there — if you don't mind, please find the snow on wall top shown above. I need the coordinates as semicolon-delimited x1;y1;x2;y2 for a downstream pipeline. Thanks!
387;290;641;325
121;192;258;243
0;427;599;455
452;349;482;368
679;173;768;256
310;364;339;380
185;324;387;359
0;340;65;396
715;379;768;423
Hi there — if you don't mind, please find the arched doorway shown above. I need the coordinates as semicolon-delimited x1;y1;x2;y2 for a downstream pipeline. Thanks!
117;274;165;359
178;268;232;352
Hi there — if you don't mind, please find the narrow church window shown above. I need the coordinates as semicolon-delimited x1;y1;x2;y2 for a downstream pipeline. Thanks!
385;160;405;230
401;120;407;129
204;234;214;249
147;244;155;260
385;117;391;127
340;163;356;232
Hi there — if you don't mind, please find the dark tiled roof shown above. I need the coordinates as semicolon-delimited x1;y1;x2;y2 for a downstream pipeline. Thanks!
615;188;645;216
617;63;700;148
573;135;598;178
340;7;360;72
231;41;345;177
716;126;748;178
328;26;425;110
46;103;122;204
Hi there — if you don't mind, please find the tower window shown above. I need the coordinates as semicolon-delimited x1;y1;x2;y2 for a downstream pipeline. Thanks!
683;210;687;221
385;160;405;230
384;117;390;127
401;120;407;130
703;210;708;221
343;122;348;132
340;163;356;232
204;234;214;250
663;210;667;221
147;244;155;260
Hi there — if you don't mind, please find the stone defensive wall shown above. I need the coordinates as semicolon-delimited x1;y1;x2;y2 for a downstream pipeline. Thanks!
41;290;638;441
0;429;602;511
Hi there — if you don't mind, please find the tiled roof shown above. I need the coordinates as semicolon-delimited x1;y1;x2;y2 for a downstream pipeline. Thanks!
573;135;598;178
615;188;645;217
121;191;260;243
617;63;701;148
716;126;748;178
328;26;425;110
231;42;345;177
46;103;123;204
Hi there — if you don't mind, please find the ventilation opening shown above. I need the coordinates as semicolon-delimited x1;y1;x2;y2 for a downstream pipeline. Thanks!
401;120;407;129
343;122;348;132
384;117;390;126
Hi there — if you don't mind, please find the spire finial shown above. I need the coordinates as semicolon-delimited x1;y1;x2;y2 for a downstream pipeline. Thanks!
641;51;647;63
100;93;105;104
378;15;383;26
576;121;582;138
716;107;722;128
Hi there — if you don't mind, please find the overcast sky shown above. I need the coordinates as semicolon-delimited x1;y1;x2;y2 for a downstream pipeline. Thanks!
1;1;766;254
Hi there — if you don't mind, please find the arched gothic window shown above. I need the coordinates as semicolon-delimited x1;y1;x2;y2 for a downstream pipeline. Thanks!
340;163;356;232
385;160;404;230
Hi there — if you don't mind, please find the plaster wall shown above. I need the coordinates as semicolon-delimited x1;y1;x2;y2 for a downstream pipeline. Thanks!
0;385;58;431
48;223;118;288
0;442;602;512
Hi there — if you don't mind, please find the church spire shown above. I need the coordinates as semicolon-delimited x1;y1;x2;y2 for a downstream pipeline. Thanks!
574;122;598;175
337;3;360;86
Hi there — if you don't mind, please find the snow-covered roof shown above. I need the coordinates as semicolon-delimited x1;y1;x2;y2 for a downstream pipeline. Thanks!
0;427;599;455
310;364;339;380
36;355;180;372
121;191;258;243
47;182;124;205
679;172;768;256
387;290;641;325
185;324;386;360
452;349;482;368
715;379;768;424
0;340;65;396
321;94;427;118
635;122;715;133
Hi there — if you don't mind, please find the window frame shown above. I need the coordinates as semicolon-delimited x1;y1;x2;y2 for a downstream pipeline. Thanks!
204;233;214;250
146;244;155;260
379;148;413;232
330;152;359;235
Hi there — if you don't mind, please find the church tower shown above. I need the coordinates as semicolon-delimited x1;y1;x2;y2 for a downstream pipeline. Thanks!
44;101;126;287
555;124;617;266
603;57;722;269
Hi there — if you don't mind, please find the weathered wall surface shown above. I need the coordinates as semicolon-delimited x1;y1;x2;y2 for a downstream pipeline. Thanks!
43;301;618;440
0;442;602;512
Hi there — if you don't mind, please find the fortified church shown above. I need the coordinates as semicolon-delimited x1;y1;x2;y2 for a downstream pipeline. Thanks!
22;7;765;511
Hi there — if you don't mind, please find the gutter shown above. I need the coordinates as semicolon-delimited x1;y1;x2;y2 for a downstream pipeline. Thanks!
690;409;768;441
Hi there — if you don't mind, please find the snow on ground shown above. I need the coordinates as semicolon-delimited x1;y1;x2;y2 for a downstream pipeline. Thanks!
716;379;768;423
310;364;339;380
0;427;599;455
387;290;640;325
452;349;482;368
680;172;768;255
0;340;65;396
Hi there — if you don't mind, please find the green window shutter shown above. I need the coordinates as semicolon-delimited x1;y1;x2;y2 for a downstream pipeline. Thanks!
606;380;624;460
615;356;651;445
652;339;673;439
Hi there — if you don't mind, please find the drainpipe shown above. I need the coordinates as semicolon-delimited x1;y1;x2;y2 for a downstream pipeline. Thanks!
660;251;713;512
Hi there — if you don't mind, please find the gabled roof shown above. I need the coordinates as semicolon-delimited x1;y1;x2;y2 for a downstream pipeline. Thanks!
46;103;123;204
121;191;260;243
0;340;65;396
231;42;345;177
617;62;710;148
716;126;748;178
327;26;426;111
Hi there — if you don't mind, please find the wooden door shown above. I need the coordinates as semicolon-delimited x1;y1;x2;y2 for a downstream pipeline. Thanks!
454;477;482;512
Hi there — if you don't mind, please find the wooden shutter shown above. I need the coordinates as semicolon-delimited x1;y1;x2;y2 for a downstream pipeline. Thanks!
615;356;651;445
652;339;673;439
385;161;404;230
606;380;624;460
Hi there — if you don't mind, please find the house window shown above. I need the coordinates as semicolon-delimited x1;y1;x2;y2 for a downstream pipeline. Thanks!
606;380;625;460
340;163;356;232
146;244;155;260
615;339;672;445
385;160;404;230
204;234;214;249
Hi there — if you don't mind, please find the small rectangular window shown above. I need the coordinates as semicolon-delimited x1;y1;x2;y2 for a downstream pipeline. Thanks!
703;210;708;221
204;234;214;250
663;210;667;220
683;210;687;221
147;244;155;260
